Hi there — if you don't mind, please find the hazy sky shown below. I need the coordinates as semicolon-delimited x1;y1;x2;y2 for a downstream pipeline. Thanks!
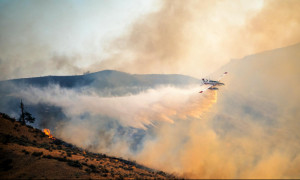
0;0;158;79
1;0;300;80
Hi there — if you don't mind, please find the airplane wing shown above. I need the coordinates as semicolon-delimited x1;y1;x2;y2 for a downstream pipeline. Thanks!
217;72;228;81
199;72;228;93
199;84;213;93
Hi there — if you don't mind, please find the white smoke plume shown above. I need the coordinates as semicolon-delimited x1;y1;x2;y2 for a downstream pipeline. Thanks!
18;84;207;129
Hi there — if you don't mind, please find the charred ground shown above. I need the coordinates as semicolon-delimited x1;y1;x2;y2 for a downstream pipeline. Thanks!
0;113;175;179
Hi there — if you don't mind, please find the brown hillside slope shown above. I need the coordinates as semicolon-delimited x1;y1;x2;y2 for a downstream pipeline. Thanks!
0;113;175;179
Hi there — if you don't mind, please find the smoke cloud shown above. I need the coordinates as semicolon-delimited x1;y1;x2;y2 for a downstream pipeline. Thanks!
8;42;300;178
16;84;217;156
1;0;300;178
91;0;300;78
19;85;206;129
1;0;300;79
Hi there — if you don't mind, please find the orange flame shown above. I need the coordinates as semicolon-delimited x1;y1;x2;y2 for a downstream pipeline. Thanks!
43;128;55;140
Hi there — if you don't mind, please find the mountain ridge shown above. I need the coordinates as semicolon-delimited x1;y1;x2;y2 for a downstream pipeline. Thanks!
1;69;201;81
0;70;202;100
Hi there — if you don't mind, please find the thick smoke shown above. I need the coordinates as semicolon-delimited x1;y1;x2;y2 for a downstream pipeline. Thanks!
11;43;300;178
92;0;300;78
135;44;300;178
1;0;300;79
19;85;205;129
16;84;217;157
1;0;300;178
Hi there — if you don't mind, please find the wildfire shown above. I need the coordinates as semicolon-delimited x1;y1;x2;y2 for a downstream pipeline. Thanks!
43;128;55;140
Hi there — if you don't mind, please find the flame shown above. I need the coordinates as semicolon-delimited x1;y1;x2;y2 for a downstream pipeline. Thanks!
43;128;55;140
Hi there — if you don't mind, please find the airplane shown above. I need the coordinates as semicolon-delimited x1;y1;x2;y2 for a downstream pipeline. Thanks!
199;72;228;93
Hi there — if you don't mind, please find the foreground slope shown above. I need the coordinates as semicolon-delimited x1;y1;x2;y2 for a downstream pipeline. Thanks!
0;113;175;179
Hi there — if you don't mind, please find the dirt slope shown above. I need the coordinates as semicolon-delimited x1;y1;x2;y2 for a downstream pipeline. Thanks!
0;113;175;179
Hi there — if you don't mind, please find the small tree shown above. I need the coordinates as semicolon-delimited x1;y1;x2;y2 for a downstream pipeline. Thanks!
18;100;35;125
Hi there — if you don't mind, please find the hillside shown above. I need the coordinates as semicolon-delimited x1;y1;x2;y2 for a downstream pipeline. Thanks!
0;70;201;92
0;113;175;179
0;70;202;120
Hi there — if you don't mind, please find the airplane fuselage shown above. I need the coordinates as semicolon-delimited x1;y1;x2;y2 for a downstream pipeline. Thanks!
199;72;227;93
202;80;224;86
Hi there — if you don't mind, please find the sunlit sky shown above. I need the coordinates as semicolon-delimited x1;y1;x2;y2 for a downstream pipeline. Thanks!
0;0;299;80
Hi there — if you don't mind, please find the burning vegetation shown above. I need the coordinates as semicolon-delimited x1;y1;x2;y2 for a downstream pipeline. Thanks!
42;129;55;140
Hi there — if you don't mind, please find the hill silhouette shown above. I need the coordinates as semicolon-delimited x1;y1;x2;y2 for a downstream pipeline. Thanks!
0;70;202;120
0;69;201;91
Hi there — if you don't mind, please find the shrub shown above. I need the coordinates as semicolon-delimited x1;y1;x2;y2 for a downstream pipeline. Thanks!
27;125;33;129
67;152;72;157
117;174;124;180
88;164;99;173
57;157;67;162
85;168;91;174
22;149;29;155
53;139;63;145
99;167;109;174
32;151;43;157
157;171;167;176
1;134;12;144
89;164;96;169
67;160;82;169
0;112;16;122
0;159;13;171
43;155;54;159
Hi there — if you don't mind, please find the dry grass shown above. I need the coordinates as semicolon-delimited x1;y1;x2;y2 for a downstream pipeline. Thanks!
0;113;176;179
